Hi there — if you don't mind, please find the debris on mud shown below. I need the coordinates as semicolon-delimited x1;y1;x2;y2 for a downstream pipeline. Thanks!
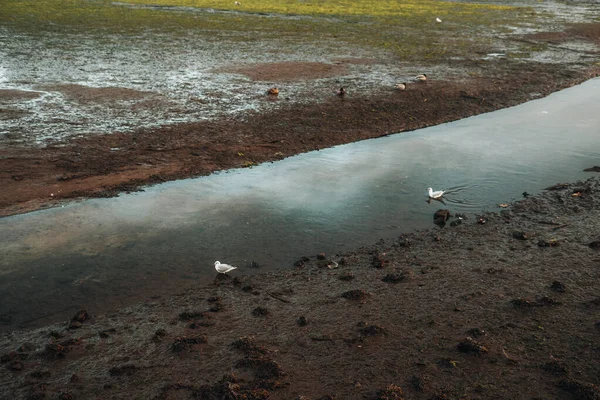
457;337;488;355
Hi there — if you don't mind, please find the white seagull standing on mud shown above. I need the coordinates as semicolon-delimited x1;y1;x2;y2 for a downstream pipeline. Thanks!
427;187;445;199
214;261;237;274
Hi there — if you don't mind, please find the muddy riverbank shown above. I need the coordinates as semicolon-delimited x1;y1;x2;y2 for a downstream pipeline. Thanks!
2;61;600;217
1;177;599;399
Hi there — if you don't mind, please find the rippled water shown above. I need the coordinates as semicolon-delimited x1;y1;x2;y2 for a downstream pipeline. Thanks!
1;78;599;331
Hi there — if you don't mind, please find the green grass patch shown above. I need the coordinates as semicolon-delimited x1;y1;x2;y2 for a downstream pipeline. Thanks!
0;0;532;61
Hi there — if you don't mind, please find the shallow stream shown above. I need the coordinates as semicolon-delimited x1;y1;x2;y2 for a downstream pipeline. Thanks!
1;78;599;331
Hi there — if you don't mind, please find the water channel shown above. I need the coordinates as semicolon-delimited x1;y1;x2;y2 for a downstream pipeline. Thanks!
1;78;599;331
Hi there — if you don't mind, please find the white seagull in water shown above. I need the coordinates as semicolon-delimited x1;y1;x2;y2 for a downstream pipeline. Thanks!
427;187;445;199
214;261;237;274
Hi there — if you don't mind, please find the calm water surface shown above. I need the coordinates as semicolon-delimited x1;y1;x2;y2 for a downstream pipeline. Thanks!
1;78;599;331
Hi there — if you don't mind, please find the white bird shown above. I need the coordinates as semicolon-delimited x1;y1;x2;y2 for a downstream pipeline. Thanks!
415;74;427;82
214;261;237;274
395;82;406;90
436;17;442;23
427;187;445;199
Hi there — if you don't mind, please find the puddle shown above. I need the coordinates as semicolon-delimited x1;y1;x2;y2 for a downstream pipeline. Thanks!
1;78;599;331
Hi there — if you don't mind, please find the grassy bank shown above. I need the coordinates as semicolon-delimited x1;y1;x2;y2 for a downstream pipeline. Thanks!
0;0;530;61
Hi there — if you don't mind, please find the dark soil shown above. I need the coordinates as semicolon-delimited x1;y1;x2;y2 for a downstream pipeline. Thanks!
1;178;599;399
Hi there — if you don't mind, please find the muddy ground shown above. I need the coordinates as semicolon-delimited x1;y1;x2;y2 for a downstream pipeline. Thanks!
1;46;600;217
1;178;599;399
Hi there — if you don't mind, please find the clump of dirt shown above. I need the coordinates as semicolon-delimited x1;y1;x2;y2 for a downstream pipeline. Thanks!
234;357;285;380
178;311;210;321
296;316;308;326
456;337;488;355
341;289;371;301
359;324;388;337
371;253;389;269
558;378;600;399
374;384;404;400
68;309;89;329
252;307;269;317
339;273;355;281
195;373;270;400
382;272;408;283
550;281;567;292
108;364;137;376
171;335;207;353
231;337;268;356
41;342;67;360
542;360;569;376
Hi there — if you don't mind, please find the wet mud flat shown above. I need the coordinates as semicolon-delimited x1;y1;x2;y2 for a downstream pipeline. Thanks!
2;61;600;218
1;178;599;399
